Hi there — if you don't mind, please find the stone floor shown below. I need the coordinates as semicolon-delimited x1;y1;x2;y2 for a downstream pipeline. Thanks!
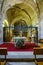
6;62;35;65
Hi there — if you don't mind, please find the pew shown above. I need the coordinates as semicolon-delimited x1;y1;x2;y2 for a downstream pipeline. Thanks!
0;48;7;65
33;47;43;65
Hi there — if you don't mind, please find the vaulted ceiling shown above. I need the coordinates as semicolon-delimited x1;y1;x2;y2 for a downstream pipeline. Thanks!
0;0;43;26
6;3;37;26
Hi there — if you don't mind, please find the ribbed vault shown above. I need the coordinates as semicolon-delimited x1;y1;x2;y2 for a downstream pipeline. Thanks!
6;3;37;26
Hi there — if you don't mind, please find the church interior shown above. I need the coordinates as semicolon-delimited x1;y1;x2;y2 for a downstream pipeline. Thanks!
0;0;43;65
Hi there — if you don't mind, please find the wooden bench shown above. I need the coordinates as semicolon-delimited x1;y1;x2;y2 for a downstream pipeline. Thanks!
0;48;7;65
39;39;43;43
33;47;43;65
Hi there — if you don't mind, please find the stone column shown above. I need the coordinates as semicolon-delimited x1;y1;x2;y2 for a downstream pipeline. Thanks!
40;14;43;39
0;12;3;44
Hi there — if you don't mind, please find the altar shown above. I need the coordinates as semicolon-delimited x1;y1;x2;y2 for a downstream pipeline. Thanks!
13;37;26;40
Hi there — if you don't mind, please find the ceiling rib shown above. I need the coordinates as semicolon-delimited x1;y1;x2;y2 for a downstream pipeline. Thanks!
15;6;31;20
36;0;40;18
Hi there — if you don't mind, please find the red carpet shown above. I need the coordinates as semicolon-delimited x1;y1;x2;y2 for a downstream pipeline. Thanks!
0;42;39;51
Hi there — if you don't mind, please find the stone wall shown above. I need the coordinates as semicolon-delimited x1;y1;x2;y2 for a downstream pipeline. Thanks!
0;12;3;44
